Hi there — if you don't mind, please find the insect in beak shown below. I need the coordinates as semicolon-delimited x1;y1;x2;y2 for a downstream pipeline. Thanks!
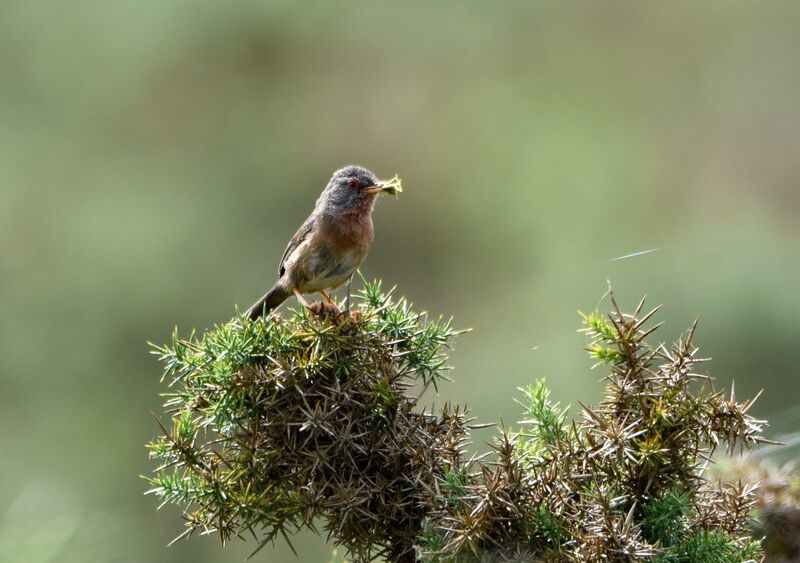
365;175;403;195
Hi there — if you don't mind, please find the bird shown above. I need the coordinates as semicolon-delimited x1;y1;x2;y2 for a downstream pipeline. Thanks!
245;165;399;320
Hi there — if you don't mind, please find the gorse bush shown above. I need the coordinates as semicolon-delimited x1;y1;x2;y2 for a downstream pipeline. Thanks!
146;282;768;562
147;280;466;562
418;293;766;562
712;453;800;560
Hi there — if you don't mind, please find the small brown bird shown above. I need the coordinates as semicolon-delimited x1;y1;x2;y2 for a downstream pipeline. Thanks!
245;165;400;320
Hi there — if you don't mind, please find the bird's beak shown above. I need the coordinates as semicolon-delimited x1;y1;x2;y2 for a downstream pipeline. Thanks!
363;182;385;195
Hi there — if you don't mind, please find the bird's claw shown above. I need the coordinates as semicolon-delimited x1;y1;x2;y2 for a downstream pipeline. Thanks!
307;300;342;319
306;300;362;325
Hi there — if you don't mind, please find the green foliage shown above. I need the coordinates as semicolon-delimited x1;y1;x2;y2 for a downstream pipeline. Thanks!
655;530;762;563
515;379;569;453
146;283;768;562
641;489;692;546
418;290;767;562
579;310;624;366
529;503;569;547
358;275;460;390
146;279;464;562
438;467;469;501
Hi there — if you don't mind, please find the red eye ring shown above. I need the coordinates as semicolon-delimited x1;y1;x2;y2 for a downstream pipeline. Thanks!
347;179;359;189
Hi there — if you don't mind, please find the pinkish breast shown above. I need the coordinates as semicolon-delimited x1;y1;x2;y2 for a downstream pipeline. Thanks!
321;200;375;256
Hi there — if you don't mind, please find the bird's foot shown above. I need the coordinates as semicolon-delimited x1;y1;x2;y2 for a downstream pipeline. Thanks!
307;300;342;320
306;300;364;326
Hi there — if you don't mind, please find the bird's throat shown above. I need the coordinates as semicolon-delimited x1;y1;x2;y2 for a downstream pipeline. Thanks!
322;199;375;249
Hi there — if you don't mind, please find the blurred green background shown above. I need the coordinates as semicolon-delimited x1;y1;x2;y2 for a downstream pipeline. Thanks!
2;1;799;561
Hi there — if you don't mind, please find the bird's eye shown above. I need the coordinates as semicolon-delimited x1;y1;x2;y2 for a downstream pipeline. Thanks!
347;179;359;189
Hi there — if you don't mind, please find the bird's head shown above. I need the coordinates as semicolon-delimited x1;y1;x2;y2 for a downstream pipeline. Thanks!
320;165;398;213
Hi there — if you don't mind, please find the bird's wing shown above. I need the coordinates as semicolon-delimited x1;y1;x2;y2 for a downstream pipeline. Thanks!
278;216;316;277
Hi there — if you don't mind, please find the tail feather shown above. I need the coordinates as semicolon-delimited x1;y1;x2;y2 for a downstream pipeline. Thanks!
245;283;291;320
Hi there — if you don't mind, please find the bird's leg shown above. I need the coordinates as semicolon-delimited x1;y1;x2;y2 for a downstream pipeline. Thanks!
344;274;354;313
292;288;311;308
319;289;341;315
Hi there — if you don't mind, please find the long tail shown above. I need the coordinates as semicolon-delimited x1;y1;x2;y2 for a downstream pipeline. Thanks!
245;283;291;320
